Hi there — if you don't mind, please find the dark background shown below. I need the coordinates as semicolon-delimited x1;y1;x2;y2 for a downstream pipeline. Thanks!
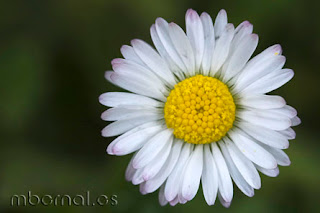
1;0;319;212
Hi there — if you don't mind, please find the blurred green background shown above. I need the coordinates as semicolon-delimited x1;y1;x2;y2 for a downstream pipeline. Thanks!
1;0;319;212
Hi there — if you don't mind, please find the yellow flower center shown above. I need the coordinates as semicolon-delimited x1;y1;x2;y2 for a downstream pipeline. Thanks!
164;75;236;144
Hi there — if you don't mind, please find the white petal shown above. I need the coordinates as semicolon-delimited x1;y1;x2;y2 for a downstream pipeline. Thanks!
155;18;187;72
234;45;284;92
231;21;253;51
120;45;145;66
219;141;255;197
178;194;188;204
150;24;185;80
259;144;291;166
165;142;192;201
222;33;258;82
139;182;147;194
133;129;173;169
111;72;166;101
168;22;195;76
238;95;286;109
181;145;203;201
131;39;176;87
158;184;168;206
99;92;162;108
144;139;183;193
240;68;294;95
125;154;137;181
255;164;279;177
101;107;162;121
111;58;159;82
218;191;231;208
269;105;297;118
278;128;296;140
141;138;173;181
201;144;218;205
104;71;114;84
214;9;228;39
186;9;204;71
210;23;235;75
131;168;144;185
200;12;215;75
237;109;292;131
112;59;167;93
108;124;164;156
239;121;289;149
211;143;233;202
291;116;301;126
102;117;162;137
169;196;179;206
229;129;278;169
223;138;261;189
106;121;162;154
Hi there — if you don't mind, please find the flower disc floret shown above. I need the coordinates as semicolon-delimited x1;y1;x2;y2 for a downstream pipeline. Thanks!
164;75;236;144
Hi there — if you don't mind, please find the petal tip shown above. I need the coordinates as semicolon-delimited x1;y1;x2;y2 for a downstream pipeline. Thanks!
186;9;199;21
98;93;105;104
243;20;251;26
251;33;259;40
142;174;151;181
104;71;114;82
111;58;122;66
200;12;210;18
273;44;283;55
219;9;227;14
106;146;113;155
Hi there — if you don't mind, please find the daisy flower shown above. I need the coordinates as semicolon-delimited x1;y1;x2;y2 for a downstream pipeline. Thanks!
99;9;300;207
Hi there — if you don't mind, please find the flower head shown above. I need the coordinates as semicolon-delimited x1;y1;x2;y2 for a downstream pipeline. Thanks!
99;9;300;207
